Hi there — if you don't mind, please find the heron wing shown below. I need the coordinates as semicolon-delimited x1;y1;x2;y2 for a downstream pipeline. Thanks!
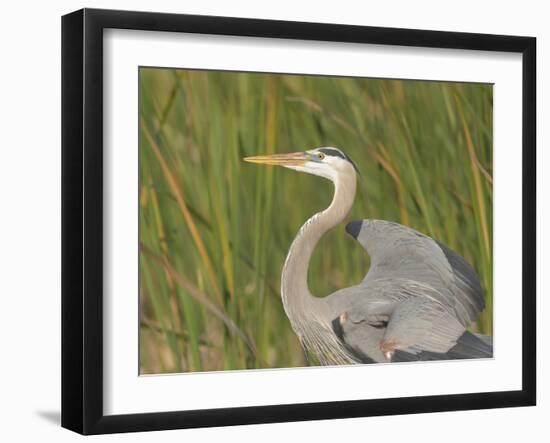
381;296;465;355
391;331;493;362
345;219;484;326
333;289;492;362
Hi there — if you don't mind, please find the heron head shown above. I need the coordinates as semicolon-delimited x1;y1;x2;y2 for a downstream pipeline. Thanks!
244;147;359;181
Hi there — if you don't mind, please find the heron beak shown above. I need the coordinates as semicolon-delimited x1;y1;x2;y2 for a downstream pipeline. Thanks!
243;152;309;167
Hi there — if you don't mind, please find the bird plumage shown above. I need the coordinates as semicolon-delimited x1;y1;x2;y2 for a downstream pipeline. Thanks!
245;147;492;365
326;220;491;363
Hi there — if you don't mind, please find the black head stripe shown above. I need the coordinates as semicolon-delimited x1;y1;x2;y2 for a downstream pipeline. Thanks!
319;148;360;174
319;148;346;160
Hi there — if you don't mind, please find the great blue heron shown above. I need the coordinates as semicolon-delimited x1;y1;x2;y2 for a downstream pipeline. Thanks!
245;147;492;364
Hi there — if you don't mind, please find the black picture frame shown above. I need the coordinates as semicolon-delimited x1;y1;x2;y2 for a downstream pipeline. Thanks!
61;8;536;435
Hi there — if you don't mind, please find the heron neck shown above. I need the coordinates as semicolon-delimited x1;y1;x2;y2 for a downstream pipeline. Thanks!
281;172;356;326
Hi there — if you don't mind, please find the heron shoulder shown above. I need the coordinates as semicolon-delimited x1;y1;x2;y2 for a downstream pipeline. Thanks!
345;219;434;258
344;218;485;325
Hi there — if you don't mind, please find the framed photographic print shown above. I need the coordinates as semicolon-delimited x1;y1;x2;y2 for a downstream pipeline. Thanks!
61;8;536;435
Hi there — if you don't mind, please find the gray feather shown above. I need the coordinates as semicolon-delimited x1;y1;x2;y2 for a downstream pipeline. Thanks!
392;330;493;362
346;219;485;326
435;240;485;317
324;219;491;362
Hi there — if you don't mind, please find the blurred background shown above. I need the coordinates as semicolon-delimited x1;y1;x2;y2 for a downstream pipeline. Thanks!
139;68;492;374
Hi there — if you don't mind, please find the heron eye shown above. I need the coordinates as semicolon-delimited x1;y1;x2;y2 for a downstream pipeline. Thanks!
317;152;325;160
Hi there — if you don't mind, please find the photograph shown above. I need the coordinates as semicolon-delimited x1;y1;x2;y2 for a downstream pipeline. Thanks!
138;67;493;374
56;4;538;437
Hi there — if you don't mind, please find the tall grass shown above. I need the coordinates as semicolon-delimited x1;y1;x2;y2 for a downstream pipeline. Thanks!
138;68;493;374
